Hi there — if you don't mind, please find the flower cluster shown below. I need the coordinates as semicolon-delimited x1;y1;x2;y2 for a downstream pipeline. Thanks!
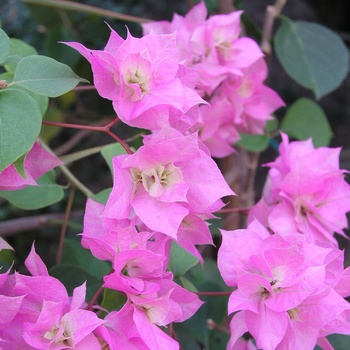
143;1;284;157
249;133;350;245
4;1;348;350
218;134;350;349
218;221;350;350
0;244;105;349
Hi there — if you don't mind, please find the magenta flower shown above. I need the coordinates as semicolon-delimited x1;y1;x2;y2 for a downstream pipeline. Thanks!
197;58;284;158
65;29;204;130
142;1;263;96
249;133;350;245
96;303;180;350
104;128;234;239
218;220;350;350
0;141;62;191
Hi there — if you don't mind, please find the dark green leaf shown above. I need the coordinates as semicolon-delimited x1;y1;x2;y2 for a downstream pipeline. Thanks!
101;143;127;175
4;38;38;72
280;98;333;147
168;242;199;278
92;188;112;205
265;117;278;133
13;55;88;97
326;334;350;350
49;264;103;301
100;288;127;315
0;170;64;210
275;18;349;99
235;133;269;152
0;29;10;64
61;238;111;279
13;154;27;179
0;88;42;172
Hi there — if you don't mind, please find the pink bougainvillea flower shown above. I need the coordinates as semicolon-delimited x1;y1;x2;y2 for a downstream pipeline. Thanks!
142;1;263;96
0;141;62;191
196;58;284;158
96;303;180;350
23;300;104;349
0;245;105;349
218;220;350;350
81;198;172;263
103;127;234;239
249;133;350;245
64;29;204;131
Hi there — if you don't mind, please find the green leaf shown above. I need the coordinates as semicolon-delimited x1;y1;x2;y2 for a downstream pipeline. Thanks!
235;133;269;152
0;170;64;210
274;18;349;99
265;117;278;133
49;238;111;301
326;334;350;350
10;86;49;116
61;238;110;279
280;98;333;147
13;154;27;179
92;188;112;205
4;38;38;72
0;29;10;64
12;55;88;97
49;264;103;301
0;88;42;172
101;143;127;174
168;242;199;278
100;288;127;314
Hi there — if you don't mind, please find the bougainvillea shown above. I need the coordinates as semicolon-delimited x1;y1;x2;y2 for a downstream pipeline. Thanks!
1;1;350;349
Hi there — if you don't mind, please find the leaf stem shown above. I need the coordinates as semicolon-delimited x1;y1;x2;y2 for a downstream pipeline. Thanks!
22;0;152;23
58;164;94;197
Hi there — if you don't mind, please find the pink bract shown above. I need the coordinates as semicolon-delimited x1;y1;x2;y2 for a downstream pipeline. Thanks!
64;29;204;131
218;220;350;350
0;142;62;191
103;128;234;239
249;133;350;245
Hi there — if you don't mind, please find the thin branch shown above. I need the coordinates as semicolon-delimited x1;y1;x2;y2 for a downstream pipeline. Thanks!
219;0;236;14
42;119;134;155
207;319;230;334
57;186;76;264
73;85;96;91
58;164;94;197
216;206;250;214
261;0;287;55
54;130;92;156
196;291;232;296
86;284;105;311
0;212;82;236
21;0;152;23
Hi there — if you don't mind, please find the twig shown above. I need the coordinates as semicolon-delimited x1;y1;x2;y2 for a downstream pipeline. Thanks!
219;0;236;14
58;165;94;198
54;129;91;156
0;212;82;236
21;0;152;23
207;319;230;334
56;186;76;264
261;0;287;55
42;119;133;155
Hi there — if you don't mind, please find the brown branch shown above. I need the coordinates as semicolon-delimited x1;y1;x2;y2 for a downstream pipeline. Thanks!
57;186;76;264
0;212;83;236
261;0;287;55
219;0;236;14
